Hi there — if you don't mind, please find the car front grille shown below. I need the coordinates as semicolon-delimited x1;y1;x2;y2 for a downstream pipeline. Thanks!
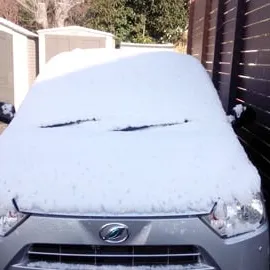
26;244;213;268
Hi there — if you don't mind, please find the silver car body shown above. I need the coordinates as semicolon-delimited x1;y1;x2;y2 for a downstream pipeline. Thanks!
0;50;268;269
0;216;269;269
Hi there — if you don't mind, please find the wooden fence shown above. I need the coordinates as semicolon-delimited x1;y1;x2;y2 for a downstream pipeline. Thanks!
187;0;270;200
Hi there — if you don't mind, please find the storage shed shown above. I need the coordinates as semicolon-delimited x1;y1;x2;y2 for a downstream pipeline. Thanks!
0;18;38;110
38;26;115;72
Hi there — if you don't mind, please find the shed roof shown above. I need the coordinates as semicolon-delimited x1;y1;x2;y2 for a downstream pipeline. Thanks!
0;17;38;37
37;26;115;38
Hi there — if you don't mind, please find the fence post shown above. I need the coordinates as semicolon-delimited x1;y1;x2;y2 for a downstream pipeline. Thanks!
187;0;195;54
223;0;246;113
199;0;211;65
212;0;224;88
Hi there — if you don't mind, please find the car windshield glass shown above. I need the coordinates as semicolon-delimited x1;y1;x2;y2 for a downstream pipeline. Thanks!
14;51;226;129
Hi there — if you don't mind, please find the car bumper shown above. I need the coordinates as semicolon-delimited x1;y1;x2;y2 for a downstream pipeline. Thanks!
0;215;269;270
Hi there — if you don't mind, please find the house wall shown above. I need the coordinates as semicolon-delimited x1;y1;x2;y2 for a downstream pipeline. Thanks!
28;38;39;86
13;33;29;110
38;27;115;71
0;29;14;105
52;29;115;48
45;35;106;62
38;33;46;73
39;32;113;72
0;24;37;110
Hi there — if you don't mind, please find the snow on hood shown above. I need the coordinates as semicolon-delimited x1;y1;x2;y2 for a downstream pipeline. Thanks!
0;49;260;216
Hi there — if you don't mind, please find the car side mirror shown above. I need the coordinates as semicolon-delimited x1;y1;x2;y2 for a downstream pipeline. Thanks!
0;102;15;124
231;105;256;129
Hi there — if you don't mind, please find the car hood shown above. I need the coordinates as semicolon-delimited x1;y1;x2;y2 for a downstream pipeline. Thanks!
0;120;260;217
0;50;261;216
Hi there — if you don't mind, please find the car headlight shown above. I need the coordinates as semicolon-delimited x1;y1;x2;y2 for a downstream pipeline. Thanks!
202;194;266;238
0;207;27;237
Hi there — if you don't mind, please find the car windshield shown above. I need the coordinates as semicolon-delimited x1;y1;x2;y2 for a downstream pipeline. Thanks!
13;49;226;130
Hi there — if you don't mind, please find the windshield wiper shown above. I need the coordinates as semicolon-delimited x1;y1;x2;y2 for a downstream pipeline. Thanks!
113;120;189;132
40;119;190;130
40;118;97;128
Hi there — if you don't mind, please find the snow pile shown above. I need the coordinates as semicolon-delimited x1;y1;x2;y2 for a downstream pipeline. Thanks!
227;104;249;125
233;104;246;118
0;49;260;216
227;114;236;124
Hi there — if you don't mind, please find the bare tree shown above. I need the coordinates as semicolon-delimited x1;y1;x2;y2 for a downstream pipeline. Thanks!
15;0;85;28
0;0;19;23
66;0;90;25
53;0;86;27
15;0;49;28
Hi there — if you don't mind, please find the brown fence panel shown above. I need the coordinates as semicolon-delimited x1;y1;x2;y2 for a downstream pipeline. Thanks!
204;0;218;76
187;0;211;62
187;0;270;205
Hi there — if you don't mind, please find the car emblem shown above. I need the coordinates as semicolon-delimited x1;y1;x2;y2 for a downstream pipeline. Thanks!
99;223;129;243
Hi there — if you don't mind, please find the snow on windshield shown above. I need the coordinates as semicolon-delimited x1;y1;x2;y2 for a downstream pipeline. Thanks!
0;49;260;216
12;49;228;128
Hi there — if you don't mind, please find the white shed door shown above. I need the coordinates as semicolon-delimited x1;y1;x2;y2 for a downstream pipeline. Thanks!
45;35;106;63
0;31;14;104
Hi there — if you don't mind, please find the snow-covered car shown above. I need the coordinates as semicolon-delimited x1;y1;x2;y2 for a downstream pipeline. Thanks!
0;50;268;270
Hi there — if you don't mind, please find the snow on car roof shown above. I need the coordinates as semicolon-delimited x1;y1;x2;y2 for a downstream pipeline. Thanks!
0;49;260;216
